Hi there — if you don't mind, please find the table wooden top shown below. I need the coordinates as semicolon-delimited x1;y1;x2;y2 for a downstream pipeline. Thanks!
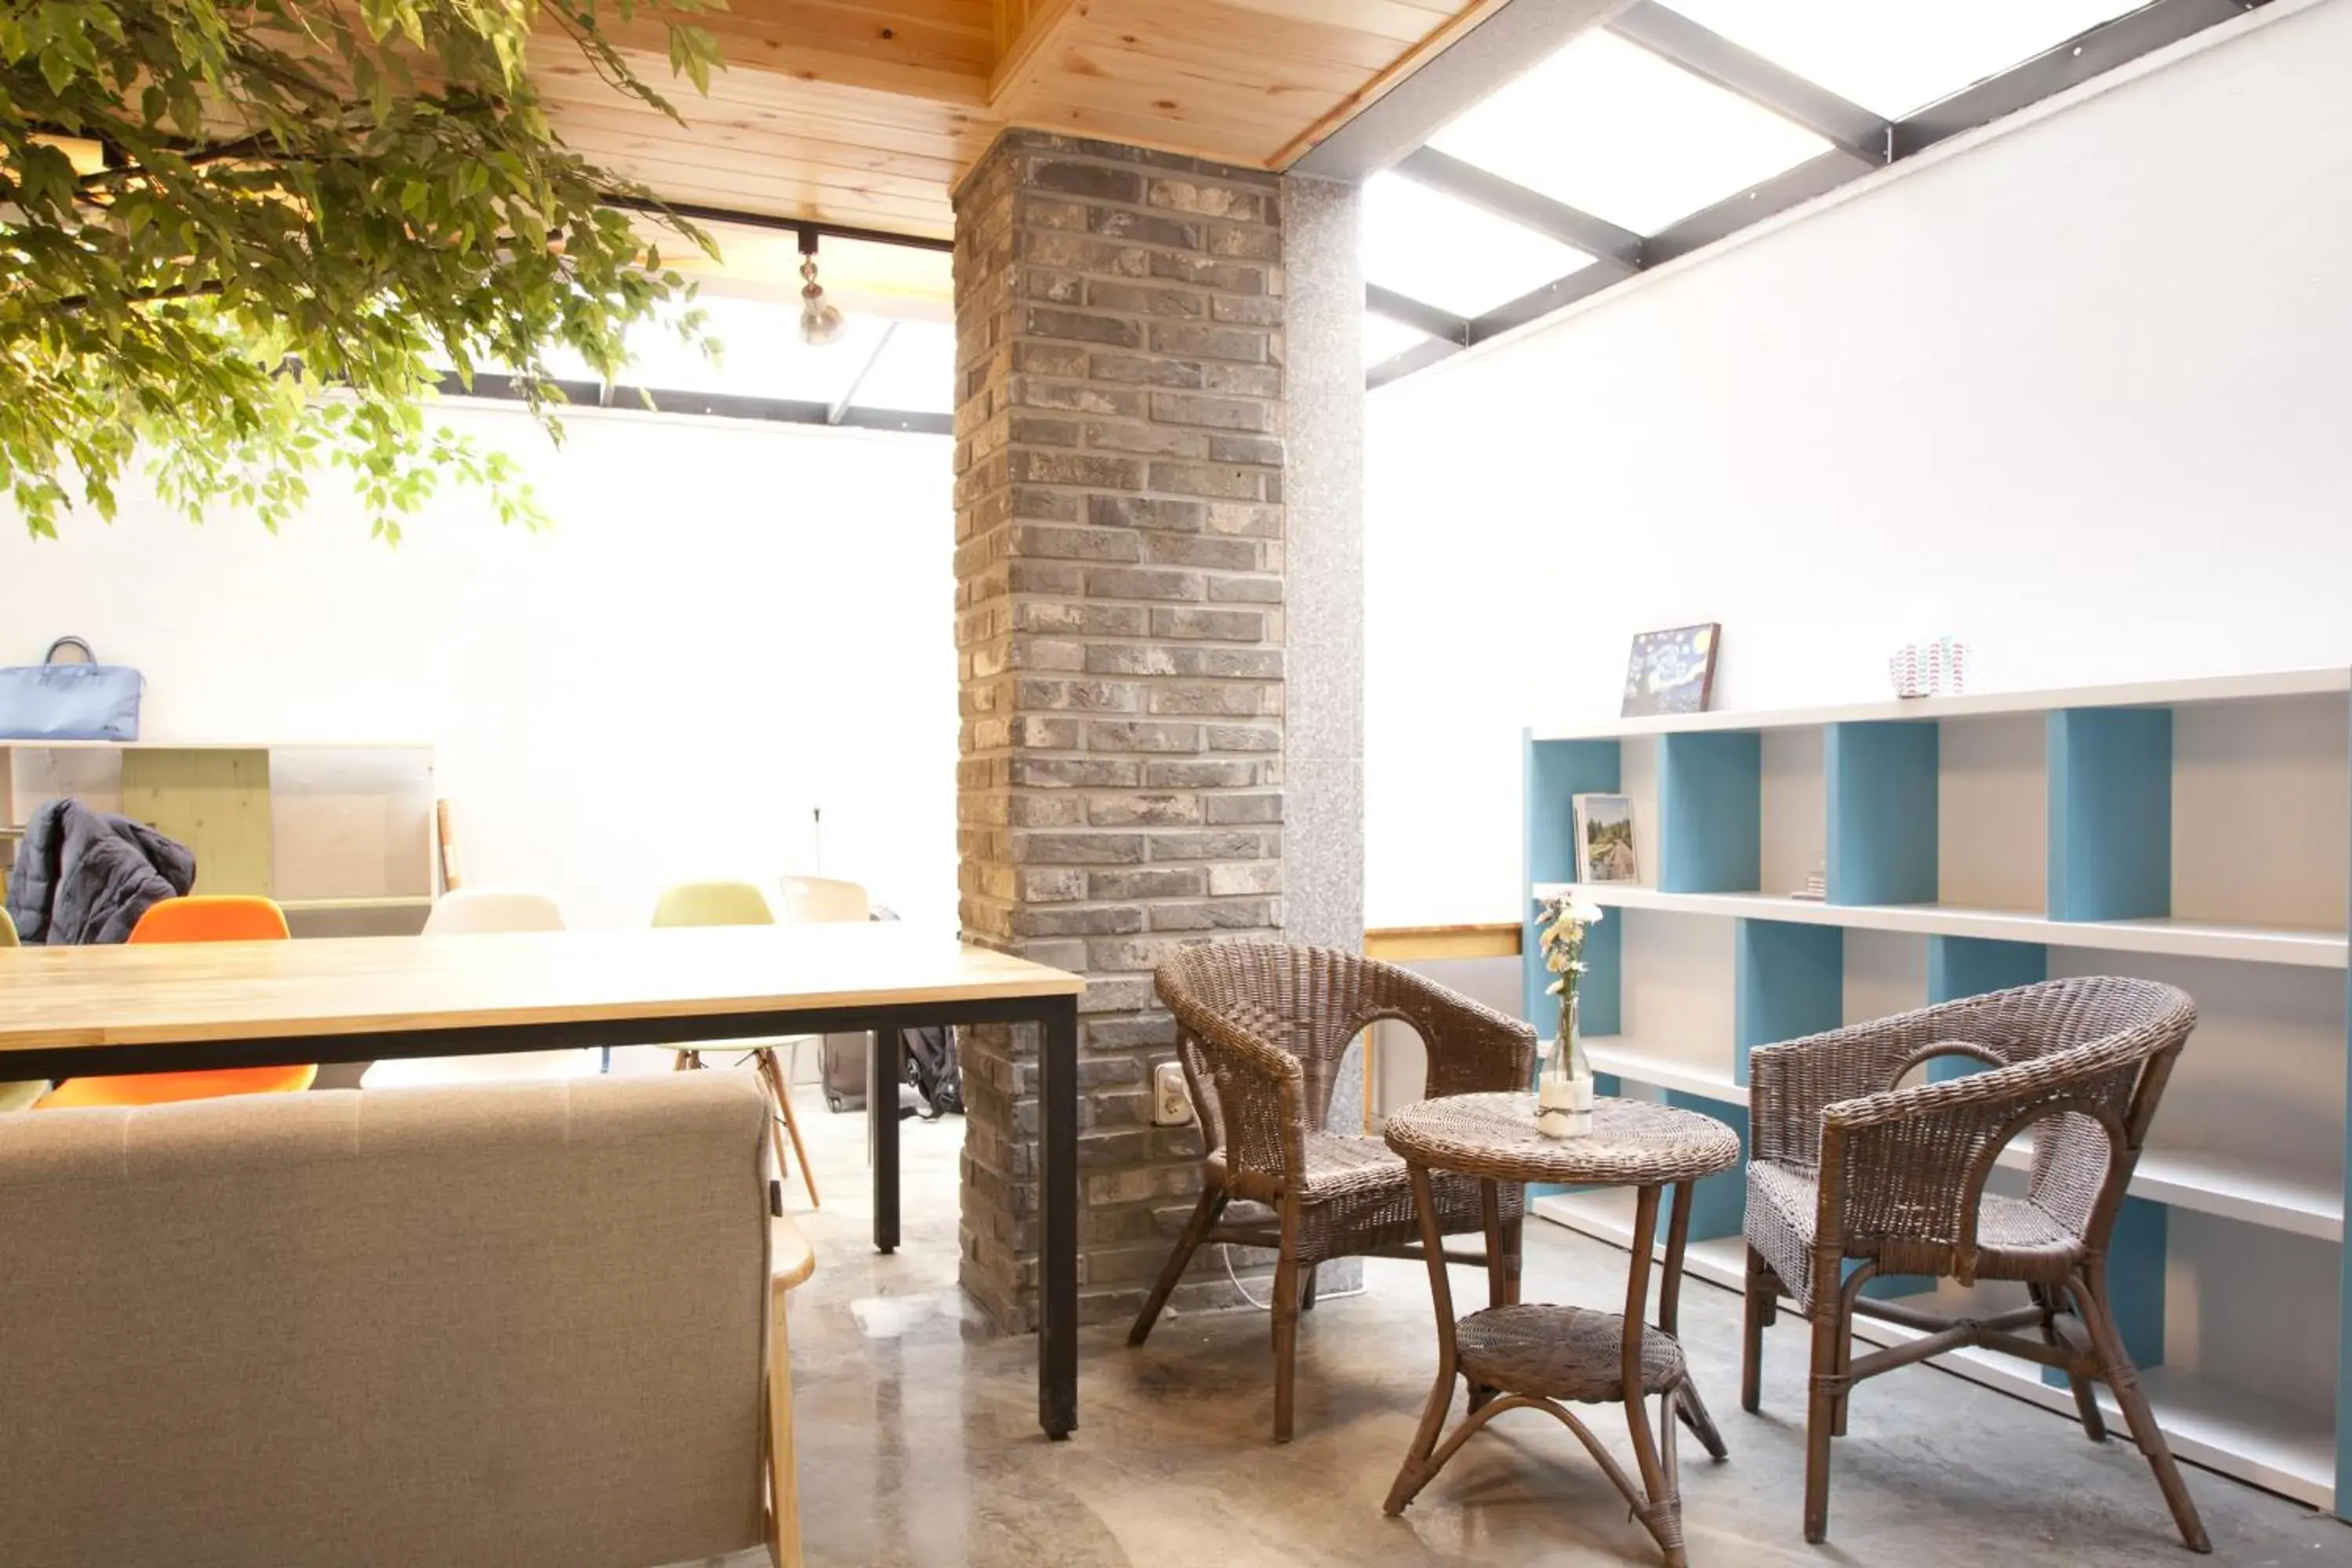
0;923;1083;1054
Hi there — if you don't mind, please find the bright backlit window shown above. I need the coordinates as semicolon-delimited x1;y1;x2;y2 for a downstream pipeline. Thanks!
849;320;956;416
1660;0;2146;119
624;296;893;406
1361;172;1595;318
1427;29;1831;236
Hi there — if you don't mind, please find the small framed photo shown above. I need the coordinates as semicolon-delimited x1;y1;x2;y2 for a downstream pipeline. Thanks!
1622;623;1720;717
1573;793;1639;884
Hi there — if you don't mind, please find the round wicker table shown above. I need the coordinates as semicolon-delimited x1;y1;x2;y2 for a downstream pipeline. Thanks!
1380;1092;1741;1568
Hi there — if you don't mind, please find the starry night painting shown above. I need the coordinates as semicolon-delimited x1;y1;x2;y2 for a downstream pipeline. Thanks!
1621;623;1720;717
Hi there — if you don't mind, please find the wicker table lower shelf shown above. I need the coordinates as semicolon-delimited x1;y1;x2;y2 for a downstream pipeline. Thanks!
1456;1305;1686;1403
1380;1092;1743;1568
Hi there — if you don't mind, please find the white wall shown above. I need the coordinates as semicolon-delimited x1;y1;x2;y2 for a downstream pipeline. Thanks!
1364;0;2352;926
0;403;958;931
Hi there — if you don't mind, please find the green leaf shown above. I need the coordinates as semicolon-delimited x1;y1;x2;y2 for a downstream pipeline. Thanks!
0;0;720;543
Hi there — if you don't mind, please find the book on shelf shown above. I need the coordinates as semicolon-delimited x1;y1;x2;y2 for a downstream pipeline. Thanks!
1572;793;1639;884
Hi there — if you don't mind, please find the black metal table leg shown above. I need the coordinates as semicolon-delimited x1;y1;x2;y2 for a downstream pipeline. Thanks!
1039;994;1080;1440
871;1026;902;1254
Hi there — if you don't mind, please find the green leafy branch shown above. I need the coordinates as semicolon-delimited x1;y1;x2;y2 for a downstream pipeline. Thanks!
0;0;728;540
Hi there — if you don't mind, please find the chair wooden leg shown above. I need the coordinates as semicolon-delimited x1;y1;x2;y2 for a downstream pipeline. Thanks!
757;1050;821;1210
2038;1281;2106;1443
1741;1246;1777;1414
765;1284;803;1568
1127;1185;1225;1347
2079;1262;2210;1553
1802;1256;1842;1544
1271;1196;1301;1443
1300;1265;1319;1312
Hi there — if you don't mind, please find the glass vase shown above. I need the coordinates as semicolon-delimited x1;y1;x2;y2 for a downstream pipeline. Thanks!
1537;991;1594;1138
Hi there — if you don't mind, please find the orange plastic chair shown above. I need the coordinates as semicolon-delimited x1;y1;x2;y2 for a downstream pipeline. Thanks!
38;895;319;1109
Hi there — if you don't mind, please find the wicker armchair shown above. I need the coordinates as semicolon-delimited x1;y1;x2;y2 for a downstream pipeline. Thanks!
1740;976;2207;1553
1128;942;1537;1441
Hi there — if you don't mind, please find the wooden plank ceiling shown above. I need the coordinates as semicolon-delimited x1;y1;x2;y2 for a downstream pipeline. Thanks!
537;0;1505;241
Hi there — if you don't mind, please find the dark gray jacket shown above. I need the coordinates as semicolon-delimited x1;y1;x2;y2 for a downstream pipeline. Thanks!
4;798;196;944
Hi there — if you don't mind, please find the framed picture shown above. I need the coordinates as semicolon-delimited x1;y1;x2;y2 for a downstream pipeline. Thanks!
1622;623;1720;717
1573;793;1639;884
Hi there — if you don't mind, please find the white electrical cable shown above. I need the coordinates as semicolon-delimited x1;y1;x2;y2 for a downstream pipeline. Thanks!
1218;1243;1368;1311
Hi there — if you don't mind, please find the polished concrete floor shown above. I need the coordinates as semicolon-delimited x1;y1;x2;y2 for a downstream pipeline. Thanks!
759;1102;2347;1567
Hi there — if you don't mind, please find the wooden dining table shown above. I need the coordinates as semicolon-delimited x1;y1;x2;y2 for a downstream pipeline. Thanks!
0;920;1088;1439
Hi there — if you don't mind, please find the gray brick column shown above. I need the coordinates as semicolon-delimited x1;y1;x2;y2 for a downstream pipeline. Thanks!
953;130;1290;1331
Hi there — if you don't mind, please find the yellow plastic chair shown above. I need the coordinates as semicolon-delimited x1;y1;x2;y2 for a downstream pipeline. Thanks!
0;908;47;1112
653;880;818;1207
40;896;318;1109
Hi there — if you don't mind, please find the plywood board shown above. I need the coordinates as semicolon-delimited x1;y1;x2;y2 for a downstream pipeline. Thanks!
120;748;274;897
528;0;1504;238
269;747;437;902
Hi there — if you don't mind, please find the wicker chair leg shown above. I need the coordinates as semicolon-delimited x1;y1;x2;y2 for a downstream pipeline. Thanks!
1271;1198;1301;1443
1740;1247;1777;1414
2036;1281;2107;1443
1801;1269;1845;1543
1300;1265;1319;1313
2079;1263;2211;1554
1127;1186;1226;1348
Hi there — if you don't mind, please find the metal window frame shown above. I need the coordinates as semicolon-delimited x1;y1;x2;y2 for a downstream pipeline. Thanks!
438;372;953;434
1367;0;2268;389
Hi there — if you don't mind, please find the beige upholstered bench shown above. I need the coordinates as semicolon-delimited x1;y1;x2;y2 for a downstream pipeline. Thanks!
0;1072;811;1568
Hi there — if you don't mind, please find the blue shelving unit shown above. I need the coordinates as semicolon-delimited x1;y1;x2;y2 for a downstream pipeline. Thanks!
1522;669;2352;1515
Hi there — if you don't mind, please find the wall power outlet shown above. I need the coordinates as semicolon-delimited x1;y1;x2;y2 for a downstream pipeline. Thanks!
1152;1061;1193;1126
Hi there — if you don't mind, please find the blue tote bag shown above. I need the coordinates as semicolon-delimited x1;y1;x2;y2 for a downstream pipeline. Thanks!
0;637;144;741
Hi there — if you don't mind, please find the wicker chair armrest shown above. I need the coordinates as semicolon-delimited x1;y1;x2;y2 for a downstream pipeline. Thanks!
1162;984;1305;1192
1371;966;1537;1098
1818;1058;2132;1284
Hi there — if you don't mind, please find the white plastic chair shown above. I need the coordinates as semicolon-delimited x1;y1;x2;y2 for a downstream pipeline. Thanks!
775;876;873;1092
360;890;597;1088
779;875;871;925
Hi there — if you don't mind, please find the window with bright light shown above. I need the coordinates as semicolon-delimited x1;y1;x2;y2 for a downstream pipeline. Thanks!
1427;29;1831;237
848;319;956;416
1361;171;1595;318
623;296;895;406
1660;0;2146;119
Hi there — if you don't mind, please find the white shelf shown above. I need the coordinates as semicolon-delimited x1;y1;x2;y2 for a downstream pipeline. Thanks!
1534;666;2350;742
1533;1189;1748;1291
1996;1138;2343;1243
1576;1036;1749;1108
1531;882;2350;970
0;739;434;751
1534;1191;2337;1511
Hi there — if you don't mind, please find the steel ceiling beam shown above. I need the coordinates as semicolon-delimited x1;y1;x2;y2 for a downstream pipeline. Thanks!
1396;147;1642;271
830;321;898;425
1893;0;2262;159
1364;285;1471;345
1607;2;1889;166
1639;148;1872;269
1366;337;1463;390
439;372;953;435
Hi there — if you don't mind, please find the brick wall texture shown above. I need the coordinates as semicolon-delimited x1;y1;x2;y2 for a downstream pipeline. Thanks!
953;129;1286;1333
